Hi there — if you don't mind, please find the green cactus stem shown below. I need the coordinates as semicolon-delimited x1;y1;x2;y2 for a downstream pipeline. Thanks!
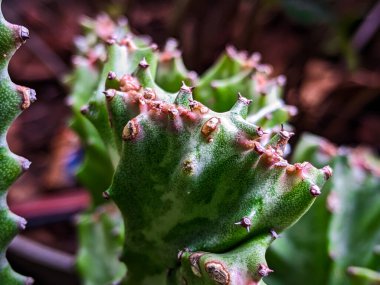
0;1;36;284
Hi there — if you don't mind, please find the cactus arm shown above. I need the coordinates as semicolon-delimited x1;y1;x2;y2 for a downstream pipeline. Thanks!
171;234;274;285
0;1;35;284
268;134;380;285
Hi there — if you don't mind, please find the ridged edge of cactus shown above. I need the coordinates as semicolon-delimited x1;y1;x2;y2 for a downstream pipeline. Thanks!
0;1;36;284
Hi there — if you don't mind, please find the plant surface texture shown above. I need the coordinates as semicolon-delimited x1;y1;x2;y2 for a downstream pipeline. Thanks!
0;1;35;284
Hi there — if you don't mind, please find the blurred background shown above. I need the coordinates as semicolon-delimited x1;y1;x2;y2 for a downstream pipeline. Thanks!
3;0;380;284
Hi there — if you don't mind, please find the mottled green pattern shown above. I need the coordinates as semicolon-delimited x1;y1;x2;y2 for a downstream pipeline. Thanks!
0;1;35;284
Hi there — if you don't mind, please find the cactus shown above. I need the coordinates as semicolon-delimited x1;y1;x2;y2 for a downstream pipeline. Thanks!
105;67;329;285
0;1;35;284
68;14;330;285
267;134;380;285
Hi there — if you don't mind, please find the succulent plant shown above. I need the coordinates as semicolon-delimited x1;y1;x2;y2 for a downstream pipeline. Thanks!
0;1;36;284
68;14;330;285
267;134;380;285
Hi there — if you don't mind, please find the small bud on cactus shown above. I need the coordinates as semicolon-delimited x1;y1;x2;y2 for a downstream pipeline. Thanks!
0;1;35;283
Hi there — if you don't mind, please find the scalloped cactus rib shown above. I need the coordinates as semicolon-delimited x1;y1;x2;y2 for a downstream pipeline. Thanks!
104;58;330;284
0;1;35;284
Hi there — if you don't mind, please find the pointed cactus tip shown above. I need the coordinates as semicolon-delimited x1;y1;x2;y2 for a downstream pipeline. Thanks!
279;129;294;140
180;81;194;93
322;165;333;180
20;158;32;172
107;71;117;80
258;264;274;277
18;217;27;231
102;191;110;200
226;45;237;58
270;229;280;239
177;247;190;261
310;185;321;197
139;57;149;69
237;92;252;105
29;89;37;103
256;126;267;137
103;89;116;101
19;26;30;42
17;86;37;110
80;105;90;115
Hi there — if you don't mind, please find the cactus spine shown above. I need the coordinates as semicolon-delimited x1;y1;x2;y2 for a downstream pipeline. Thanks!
0;1;35;284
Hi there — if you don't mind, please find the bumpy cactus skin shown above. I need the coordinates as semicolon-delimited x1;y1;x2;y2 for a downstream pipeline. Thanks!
267;134;380;285
70;15;329;285
0;1;35;284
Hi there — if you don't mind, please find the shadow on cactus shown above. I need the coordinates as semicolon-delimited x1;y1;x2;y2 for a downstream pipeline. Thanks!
68;14;330;285
0;0;36;284
267;134;380;285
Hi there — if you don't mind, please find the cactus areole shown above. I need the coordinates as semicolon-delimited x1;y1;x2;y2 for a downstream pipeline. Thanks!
101;53;330;285
0;1;35;284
